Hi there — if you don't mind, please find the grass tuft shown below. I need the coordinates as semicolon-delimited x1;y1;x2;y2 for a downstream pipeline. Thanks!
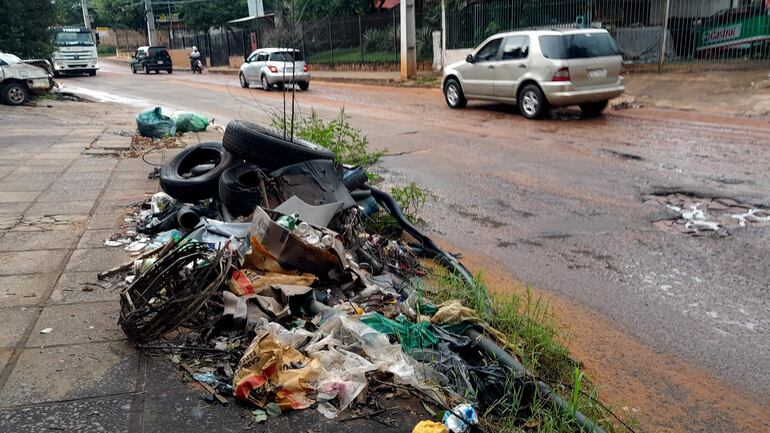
425;267;637;433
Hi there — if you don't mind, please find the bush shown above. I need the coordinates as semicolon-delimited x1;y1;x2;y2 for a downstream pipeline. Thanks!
271;108;384;167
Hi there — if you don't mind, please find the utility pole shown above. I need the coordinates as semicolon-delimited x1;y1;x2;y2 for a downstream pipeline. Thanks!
658;0;671;72
400;0;416;79
144;0;157;46
80;0;91;29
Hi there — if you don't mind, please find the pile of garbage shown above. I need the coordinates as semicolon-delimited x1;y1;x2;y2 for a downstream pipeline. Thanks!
107;119;605;433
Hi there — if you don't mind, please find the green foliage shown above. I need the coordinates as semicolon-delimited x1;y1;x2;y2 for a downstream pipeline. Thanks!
0;0;55;58
179;0;247;31
271;108;384;167
309;48;396;64
53;0;89;27
390;182;426;221
363;26;397;53
91;0;144;29
97;45;117;56
426;270;634;433
416;26;436;60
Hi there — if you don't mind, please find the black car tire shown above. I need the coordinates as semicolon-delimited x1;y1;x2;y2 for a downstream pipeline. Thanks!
518;84;549;120
222;120;335;169
89;70;96;76
144;65;149;74
444;78;467;109
299;81;309;91
131;65;136;74
1;82;29;106
239;72;249;88
579;100;609;118
261;74;270;91
159;142;235;202
218;163;264;217
168;69;173;74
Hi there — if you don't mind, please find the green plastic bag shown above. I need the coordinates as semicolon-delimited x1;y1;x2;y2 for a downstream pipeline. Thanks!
360;312;438;351
172;111;210;133
136;107;176;138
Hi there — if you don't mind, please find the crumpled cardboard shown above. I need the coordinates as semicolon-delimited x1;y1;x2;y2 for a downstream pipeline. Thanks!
228;269;316;296
245;207;348;278
233;329;322;410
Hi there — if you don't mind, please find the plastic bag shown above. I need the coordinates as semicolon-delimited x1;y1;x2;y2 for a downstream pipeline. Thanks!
172;111;209;133
360;312;438;351
136;107;176;138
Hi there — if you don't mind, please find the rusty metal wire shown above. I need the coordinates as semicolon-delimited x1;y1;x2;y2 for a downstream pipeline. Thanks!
119;242;232;343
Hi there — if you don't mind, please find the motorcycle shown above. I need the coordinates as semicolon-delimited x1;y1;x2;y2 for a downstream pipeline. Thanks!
190;57;203;74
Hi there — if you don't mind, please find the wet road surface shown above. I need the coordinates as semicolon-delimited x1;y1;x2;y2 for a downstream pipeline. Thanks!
61;61;770;432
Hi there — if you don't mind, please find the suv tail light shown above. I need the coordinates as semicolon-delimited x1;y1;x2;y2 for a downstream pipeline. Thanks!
552;67;570;82
268;65;278;73
303;64;308;72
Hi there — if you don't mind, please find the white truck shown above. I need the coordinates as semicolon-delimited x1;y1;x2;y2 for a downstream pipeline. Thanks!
49;27;99;76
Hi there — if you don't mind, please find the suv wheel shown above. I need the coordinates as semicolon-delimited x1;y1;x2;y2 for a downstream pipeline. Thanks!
518;84;549;120
444;78;467;108
261;75;270;91
299;81;309;91
239;72;249;88
579;100;609;118
1;82;29;106
144;65;149;74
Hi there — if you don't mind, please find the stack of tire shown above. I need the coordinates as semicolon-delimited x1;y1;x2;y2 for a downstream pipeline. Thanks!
159;120;335;217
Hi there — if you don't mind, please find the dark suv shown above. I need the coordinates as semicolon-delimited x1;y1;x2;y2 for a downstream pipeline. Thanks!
131;46;173;74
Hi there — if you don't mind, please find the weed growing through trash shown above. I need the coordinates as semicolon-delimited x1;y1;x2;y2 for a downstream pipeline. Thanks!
427;268;635;433
271;108;385;167
367;182;428;237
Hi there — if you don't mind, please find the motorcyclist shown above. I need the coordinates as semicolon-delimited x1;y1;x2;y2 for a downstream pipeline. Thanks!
189;46;202;72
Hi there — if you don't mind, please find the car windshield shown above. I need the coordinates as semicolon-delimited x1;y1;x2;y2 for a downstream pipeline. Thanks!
539;33;621;59
54;30;94;46
0;53;22;65
269;51;303;62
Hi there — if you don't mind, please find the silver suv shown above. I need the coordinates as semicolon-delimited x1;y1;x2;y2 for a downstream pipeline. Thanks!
239;48;310;91
443;29;624;119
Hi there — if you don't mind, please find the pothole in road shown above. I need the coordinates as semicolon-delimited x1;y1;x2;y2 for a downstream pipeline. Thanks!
647;192;770;237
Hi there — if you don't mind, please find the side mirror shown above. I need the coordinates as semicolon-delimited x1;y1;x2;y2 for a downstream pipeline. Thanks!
466;53;475;63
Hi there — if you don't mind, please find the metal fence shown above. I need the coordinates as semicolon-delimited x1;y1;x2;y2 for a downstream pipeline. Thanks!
447;0;770;70
168;10;439;68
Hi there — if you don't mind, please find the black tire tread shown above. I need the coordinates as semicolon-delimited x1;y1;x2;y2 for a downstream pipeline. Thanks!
222;120;334;170
218;163;263;217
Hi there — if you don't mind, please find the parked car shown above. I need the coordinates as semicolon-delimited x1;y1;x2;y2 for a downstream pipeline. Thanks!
0;52;54;106
442;29;625;119
131;46;173;74
239;48;310;91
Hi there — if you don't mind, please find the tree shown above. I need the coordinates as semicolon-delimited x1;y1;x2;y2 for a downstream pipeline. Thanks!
53;0;89;27
179;0;248;31
91;0;145;29
0;0;55;58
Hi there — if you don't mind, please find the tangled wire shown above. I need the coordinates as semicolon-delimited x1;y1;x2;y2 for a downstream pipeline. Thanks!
119;242;232;343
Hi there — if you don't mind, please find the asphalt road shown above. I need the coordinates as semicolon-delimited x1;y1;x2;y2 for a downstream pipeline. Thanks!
61;61;770;432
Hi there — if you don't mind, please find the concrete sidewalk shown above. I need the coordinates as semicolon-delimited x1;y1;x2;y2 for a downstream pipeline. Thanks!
0;100;422;432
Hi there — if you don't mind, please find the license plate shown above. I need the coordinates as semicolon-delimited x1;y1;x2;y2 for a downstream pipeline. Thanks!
587;69;607;79
157;61;164;65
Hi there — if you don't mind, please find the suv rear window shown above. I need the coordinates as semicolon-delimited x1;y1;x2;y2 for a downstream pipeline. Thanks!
539;33;621;59
148;48;170;59
269;51;304;62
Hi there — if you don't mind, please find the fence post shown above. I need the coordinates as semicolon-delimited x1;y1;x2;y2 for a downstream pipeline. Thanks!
658;0;671;72
328;17;334;66
359;15;364;63
393;9;397;62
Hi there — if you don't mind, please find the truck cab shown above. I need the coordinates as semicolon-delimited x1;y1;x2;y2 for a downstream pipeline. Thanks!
49;27;99;77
